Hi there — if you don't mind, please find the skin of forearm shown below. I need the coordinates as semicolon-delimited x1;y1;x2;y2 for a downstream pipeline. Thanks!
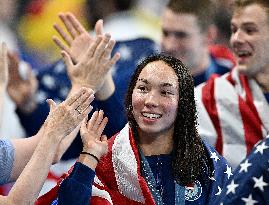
52;124;80;163
9;132;41;182
0;87;5;131
95;74;115;101
4;135;60;205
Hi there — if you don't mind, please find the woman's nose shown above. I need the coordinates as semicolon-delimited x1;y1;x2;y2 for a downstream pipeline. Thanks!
144;92;159;107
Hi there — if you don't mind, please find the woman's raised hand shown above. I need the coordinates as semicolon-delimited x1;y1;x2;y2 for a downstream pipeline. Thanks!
80;110;108;160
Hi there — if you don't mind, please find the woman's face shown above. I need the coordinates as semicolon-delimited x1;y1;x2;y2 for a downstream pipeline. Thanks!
132;60;179;137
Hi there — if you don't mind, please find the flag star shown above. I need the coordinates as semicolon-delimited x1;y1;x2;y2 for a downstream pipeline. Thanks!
210;152;220;162
35;90;47;104
209;170;216;181
226;180;239;194
118;45;132;61
239;159;252;173
253;176;268;191
224;165;233;179
54;62;65;73
59;87;69;98
215;186;222;195
42;74;56;89
209;176;216;181
241;194;258;205
254;142;269;155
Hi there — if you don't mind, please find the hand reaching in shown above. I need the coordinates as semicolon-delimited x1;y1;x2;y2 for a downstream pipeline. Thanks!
61;34;120;92
42;87;94;143
7;52;38;110
53;12;120;97
80;110;108;160
53;12;103;64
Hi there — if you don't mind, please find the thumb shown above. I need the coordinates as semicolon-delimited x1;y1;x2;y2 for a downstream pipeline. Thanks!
46;99;56;111
61;50;73;70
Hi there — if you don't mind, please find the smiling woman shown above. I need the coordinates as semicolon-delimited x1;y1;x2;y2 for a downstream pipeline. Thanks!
36;54;230;205
130;60;179;143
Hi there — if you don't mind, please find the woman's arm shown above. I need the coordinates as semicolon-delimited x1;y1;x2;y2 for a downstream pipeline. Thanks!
0;87;94;205
57;110;108;205
0;43;8;129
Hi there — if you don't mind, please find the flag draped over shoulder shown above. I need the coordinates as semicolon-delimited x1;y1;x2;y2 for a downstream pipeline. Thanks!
215;136;269;204
36;124;231;205
195;69;269;168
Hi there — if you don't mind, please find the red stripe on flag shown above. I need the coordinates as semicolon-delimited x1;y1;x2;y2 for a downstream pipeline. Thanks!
202;75;223;154
239;75;263;153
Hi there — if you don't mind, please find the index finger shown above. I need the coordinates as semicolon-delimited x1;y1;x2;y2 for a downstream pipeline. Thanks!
66;12;88;34
59;13;78;38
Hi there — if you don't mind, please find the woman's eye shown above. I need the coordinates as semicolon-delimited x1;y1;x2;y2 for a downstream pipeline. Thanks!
161;90;173;95
137;86;147;92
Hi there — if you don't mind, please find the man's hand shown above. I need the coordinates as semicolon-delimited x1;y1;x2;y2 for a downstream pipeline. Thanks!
53;12;103;64
61;34;120;92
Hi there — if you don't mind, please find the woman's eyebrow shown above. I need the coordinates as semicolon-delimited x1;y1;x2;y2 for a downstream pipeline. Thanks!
137;78;148;84
161;82;177;88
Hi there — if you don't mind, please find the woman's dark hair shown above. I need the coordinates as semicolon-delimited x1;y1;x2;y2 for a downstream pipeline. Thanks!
125;53;212;186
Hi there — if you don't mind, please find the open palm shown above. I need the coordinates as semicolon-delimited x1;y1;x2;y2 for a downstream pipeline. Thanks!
80;110;108;159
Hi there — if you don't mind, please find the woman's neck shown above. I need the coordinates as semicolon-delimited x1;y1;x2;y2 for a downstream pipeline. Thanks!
138;129;174;156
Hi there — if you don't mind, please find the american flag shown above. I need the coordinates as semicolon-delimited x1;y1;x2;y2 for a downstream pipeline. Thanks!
215;135;269;205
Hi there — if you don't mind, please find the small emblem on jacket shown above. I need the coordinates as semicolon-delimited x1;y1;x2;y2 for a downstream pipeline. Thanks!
185;180;202;201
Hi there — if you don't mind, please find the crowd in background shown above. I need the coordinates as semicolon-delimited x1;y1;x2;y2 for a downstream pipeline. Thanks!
0;0;269;204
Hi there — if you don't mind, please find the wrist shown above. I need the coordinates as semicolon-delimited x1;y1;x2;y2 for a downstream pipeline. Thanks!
42;129;64;145
78;152;99;170
80;151;100;163
82;147;102;159
95;74;115;101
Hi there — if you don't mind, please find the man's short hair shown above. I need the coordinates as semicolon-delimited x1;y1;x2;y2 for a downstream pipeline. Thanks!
166;0;214;32
233;0;269;24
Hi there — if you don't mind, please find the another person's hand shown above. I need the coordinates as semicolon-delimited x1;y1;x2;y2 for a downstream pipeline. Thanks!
53;12;103;64
42;87;94;146
61;35;120;92
80;110;108;161
53;12;120;100
7;52;38;112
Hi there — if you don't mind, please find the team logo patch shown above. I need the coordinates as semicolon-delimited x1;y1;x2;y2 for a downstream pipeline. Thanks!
185;180;202;201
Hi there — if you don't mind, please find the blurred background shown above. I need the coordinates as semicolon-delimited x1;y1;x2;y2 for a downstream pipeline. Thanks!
1;0;234;70
2;0;168;70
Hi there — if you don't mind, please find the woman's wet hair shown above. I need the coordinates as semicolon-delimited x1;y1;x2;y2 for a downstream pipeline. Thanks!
125;53;212;186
